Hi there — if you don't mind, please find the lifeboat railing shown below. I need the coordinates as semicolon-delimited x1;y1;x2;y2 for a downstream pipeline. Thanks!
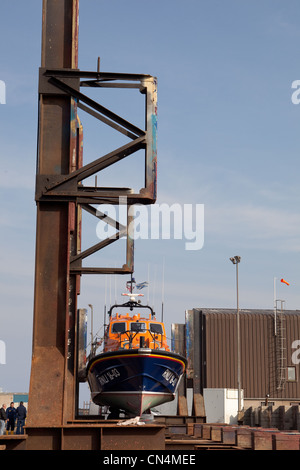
107;299;155;317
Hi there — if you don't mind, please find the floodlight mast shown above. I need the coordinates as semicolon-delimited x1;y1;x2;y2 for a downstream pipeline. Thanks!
229;255;242;420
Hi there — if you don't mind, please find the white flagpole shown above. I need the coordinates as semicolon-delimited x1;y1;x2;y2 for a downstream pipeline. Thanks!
274;277;277;336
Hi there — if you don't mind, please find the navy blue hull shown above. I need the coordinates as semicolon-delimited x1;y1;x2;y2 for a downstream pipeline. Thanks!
87;348;186;416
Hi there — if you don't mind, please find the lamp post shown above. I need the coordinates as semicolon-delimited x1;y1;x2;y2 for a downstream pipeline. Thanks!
230;255;242;419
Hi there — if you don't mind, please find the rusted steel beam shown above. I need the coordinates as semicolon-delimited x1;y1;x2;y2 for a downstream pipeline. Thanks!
0;436;27;451
24;424;165;450
45;69;153;80
27;0;80;429
236;426;253;448
251;430;275;450
41;1;79;69
272;432;300;450
221;426;238;445
100;425;165;451
48;76;146;137
36;136;146;195
78;102;138;139
35;192;156;205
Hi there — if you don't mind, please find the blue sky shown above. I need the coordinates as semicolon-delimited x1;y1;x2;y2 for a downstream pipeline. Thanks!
1;1;300;401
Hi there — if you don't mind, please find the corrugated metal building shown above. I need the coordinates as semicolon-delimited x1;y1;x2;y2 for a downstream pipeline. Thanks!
174;309;300;407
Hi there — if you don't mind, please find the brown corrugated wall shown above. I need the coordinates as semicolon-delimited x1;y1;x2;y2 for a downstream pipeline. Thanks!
192;309;300;400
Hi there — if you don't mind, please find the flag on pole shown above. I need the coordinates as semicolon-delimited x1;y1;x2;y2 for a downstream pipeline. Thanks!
136;281;148;290
281;278;290;286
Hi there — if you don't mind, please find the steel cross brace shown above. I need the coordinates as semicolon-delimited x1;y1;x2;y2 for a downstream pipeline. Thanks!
36;68;157;204
70;202;134;275
36;67;157;275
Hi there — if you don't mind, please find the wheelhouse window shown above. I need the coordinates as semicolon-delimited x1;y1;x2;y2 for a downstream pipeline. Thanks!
150;323;163;335
130;322;146;332
111;322;126;333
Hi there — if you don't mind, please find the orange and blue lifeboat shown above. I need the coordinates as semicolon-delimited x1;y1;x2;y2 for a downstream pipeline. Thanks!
86;298;186;416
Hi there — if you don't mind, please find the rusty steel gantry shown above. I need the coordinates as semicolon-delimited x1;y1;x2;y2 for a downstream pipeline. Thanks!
24;0;161;450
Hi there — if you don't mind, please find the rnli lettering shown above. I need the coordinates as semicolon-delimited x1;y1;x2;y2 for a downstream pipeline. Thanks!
162;368;177;386
97;368;120;385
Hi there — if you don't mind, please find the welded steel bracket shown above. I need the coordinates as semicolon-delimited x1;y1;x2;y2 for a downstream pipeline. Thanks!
69;202;134;275
36;67;157;275
36;68;157;204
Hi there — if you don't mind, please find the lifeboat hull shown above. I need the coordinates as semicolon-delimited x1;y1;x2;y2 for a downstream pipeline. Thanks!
87;348;186;416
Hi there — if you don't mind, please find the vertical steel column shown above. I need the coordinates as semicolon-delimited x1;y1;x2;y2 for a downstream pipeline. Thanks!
185;309;206;418
27;0;80;427
171;324;188;415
